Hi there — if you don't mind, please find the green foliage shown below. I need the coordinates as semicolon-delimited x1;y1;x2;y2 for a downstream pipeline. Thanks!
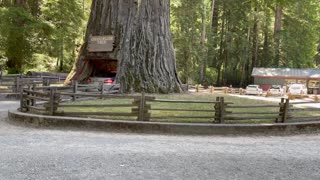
26;53;56;72
171;0;320;86
0;5;52;73
41;0;86;72
171;0;209;84
0;0;90;74
281;1;319;68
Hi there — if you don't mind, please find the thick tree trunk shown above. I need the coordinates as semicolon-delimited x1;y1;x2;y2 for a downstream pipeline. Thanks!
118;0;182;93
66;0;182;93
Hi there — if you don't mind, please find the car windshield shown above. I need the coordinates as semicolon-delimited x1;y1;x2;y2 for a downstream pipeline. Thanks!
271;86;280;89
290;85;302;90
247;85;258;88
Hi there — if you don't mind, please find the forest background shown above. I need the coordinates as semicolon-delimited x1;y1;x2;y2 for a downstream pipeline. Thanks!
0;0;319;87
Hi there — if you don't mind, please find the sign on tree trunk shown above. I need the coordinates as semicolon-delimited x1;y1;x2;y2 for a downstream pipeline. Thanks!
87;35;115;52
66;0;182;93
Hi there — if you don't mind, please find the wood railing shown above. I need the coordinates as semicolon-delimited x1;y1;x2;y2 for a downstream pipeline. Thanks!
0;75;119;97
19;88;320;123
20;90;149;121
288;101;320;122
189;85;245;95
0;75;65;94
223;98;290;123
146;97;230;122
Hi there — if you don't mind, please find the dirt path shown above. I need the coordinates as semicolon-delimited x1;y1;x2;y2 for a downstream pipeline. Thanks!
0;101;320;179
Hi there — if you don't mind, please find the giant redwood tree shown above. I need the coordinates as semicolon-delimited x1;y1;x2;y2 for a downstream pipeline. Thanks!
66;0;182;93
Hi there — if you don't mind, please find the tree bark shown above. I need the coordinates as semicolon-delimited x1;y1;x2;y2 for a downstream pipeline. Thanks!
199;0;207;84
66;0;182;93
252;7;259;68
5;0;28;73
274;4;282;67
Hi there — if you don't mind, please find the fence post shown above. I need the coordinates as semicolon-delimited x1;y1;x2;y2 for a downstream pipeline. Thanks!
72;80;78;101
219;97;225;123
281;99;289;123
15;77;20;93
20;87;24;112
137;92;146;121
211;86;214;94
43;77;50;86
31;83;36;106
196;85;199;93
49;88;56;116
101;83;104;95
214;97;220;122
276;98;285;123
223;87;228;94
26;85;31;111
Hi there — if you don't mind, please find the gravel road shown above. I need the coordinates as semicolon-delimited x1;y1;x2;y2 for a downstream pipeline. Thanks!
1;101;320;180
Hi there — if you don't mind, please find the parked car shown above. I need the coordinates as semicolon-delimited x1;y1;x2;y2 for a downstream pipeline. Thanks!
267;85;284;96
245;84;263;95
287;84;308;96
88;76;115;85
87;72;116;91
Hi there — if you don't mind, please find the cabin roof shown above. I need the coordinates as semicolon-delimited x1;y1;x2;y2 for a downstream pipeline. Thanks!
252;68;320;78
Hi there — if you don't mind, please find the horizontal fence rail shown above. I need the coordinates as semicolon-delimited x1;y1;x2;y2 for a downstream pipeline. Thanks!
0;75;66;94
287;101;320;122
146;98;226;122
0;75;119;97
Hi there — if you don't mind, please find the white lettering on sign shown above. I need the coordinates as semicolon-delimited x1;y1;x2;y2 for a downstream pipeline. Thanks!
91;36;114;44
88;35;115;52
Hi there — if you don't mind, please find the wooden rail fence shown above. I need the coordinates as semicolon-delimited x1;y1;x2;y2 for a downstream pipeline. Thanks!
19;88;320;123
0;74;65;94
190;85;245;95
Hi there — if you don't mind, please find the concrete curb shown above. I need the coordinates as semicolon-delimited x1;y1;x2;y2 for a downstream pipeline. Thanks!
8;111;320;135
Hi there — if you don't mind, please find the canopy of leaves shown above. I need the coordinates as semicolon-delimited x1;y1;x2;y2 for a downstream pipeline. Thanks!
0;0;89;73
0;0;319;88
171;0;320;86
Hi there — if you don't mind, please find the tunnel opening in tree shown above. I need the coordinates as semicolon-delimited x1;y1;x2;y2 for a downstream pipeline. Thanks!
65;0;182;94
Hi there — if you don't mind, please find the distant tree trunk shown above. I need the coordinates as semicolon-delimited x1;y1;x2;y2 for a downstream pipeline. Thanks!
274;4;282;67
15;0;27;7
5;0;27;73
27;0;42;17
217;9;225;86
207;0;219;68
252;7;259;68
66;0;182;93
210;0;217;27
0;0;11;6
59;36;64;71
261;8;271;67
199;0;207;84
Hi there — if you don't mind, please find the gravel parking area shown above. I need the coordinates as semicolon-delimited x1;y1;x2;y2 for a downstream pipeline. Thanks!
1;101;320;180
